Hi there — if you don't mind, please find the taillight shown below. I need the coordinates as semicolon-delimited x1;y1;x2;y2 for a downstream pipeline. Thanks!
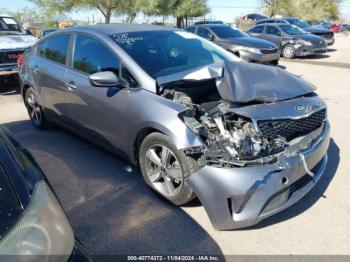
17;54;24;67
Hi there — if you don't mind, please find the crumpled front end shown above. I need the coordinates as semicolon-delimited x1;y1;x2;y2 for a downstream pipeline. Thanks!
187;122;329;230
157;61;330;230
179;95;330;230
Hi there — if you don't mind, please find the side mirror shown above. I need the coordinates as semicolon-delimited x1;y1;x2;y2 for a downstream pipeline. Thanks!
209;34;215;41
25;29;33;35
89;71;124;88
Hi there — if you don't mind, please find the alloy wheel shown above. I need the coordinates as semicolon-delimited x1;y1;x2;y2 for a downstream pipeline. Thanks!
144;144;184;197
283;46;295;58
27;93;42;126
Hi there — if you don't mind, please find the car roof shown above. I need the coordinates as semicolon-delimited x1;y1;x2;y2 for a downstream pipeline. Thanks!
195;24;230;28
61;24;178;35
0;14;12;18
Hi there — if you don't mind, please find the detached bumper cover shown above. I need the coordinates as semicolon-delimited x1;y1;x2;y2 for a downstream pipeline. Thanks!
187;122;330;230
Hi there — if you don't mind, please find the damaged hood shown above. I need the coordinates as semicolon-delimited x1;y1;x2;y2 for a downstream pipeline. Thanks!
0;34;38;50
157;61;315;103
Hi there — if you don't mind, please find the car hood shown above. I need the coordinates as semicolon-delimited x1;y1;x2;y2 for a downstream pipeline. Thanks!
304;27;333;34
218;37;277;49
0;34;38;50
291;33;324;42
157;61;314;103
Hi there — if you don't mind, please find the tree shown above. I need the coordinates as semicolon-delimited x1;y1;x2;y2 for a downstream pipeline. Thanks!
262;0;342;22
30;0;119;23
160;0;208;28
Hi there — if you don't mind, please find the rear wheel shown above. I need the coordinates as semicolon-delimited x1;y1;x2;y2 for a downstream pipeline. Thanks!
139;132;198;205
25;87;50;129
282;44;296;59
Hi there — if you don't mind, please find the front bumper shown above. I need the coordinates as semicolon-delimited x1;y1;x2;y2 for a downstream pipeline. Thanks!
325;38;335;46
295;44;327;57
0;64;18;72
239;50;280;64
187;122;330;230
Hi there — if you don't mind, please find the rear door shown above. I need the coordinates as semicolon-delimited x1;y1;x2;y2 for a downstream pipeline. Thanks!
264;25;283;47
31;34;71;120
63;33;132;150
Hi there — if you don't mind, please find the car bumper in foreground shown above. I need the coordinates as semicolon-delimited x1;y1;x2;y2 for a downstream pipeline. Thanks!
188;122;330;230
239;50;280;64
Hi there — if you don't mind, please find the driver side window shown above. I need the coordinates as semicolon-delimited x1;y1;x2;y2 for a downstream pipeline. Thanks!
73;34;138;87
266;26;281;36
197;28;212;40
73;34;119;75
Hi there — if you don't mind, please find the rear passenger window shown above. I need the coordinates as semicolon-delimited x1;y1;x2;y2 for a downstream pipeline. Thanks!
73;34;119;75
44;34;70;64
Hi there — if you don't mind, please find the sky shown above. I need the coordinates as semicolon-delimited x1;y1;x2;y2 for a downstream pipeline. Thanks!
2;0;350;23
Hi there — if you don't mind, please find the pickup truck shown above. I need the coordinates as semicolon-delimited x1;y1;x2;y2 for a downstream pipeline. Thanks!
0;14;37;76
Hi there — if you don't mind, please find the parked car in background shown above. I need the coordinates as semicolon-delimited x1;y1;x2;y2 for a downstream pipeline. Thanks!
283;17;335;45
195;20;224;25
255;17;335;45
330;24;342;33
19;24;330;230
0;127;90;260
41;28;58;38
248;23;327;58
342;24;350;31
242;13;268;21
313;21;331;29
186;24;280;65
0;14;37;74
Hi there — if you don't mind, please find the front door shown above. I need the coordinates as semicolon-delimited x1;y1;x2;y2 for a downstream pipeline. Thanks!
64;34;131;150
264;25;282;48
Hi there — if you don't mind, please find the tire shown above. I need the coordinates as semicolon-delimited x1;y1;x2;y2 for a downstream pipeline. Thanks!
282;44;296;59
24;87;51;129
139;132;198;205
271;59;279;66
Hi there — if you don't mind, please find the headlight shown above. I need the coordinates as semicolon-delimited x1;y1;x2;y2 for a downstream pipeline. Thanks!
239;46;261;54
296;39;312;46
0;181;75;259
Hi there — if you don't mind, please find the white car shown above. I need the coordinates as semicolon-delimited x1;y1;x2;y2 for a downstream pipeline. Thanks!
0;14;37;73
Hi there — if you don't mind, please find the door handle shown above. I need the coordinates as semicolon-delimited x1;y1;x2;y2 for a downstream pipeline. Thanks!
66;81;77;90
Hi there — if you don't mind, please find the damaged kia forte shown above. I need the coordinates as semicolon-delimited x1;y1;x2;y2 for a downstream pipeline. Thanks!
19;24;330;230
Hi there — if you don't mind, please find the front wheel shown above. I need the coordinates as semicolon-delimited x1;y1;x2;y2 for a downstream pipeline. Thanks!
282;44;296;59
139;133;198;205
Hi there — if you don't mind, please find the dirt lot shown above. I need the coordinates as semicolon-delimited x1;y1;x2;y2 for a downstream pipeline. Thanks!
0;36;349;256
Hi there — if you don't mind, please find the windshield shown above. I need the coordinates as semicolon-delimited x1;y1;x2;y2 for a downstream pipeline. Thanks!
286;18;310;28
0;17;23;33
111;30;237;78
280;24;306;35
210;26;248;39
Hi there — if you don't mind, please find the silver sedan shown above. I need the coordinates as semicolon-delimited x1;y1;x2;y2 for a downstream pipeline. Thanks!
19;24;330;230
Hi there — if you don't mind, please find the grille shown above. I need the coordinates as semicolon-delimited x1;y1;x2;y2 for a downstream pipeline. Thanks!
260;48;279;54
315;32;334;40
0;49;26;65
257;109;326;141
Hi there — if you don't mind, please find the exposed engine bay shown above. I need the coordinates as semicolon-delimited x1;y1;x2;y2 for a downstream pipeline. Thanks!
159;78;325;168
